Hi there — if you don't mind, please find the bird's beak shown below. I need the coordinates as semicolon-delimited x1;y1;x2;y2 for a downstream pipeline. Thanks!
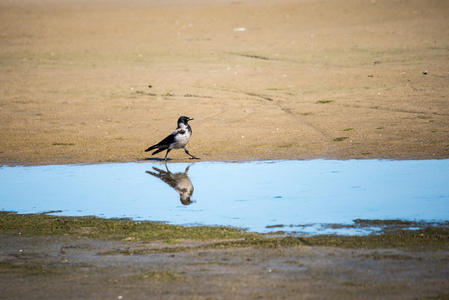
188;117;194;121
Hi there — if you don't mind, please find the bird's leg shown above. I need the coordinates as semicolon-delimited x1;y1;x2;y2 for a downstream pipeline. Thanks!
185;148;199;159
164;149;172;161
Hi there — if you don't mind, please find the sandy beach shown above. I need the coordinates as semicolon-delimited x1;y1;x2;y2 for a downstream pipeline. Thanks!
0;0;448;165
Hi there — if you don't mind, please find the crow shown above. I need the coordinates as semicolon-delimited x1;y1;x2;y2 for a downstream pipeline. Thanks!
145;116;199;161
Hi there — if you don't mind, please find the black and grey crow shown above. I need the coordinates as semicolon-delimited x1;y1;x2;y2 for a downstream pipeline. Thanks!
145;116;199;161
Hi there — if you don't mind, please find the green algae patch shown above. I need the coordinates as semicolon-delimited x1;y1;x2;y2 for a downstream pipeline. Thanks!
99;236;309;255
99;227;449;255
52;143;76;146
333;137;350;142
0;261;59;276
303;219;449;250
316;100;334;104
303;229;449;250
2;213;448;250
0;212;249;242
132;271;186;282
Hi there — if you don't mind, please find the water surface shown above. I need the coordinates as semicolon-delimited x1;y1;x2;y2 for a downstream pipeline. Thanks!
1;160;448;235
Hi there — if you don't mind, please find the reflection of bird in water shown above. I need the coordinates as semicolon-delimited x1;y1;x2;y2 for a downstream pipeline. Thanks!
146;165;194;205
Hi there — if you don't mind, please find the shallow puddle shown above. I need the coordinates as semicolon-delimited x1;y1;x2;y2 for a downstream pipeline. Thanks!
1;160;448;235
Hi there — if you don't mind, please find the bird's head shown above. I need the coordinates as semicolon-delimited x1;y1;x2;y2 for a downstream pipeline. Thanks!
178;116;194;125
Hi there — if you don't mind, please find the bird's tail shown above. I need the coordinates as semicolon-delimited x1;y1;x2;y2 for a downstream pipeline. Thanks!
145;145;157;152
150;148;165;155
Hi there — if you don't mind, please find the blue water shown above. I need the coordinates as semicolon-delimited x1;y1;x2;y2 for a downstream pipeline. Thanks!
1;160;448;235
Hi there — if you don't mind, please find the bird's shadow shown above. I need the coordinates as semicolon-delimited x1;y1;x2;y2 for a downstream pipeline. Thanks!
142;157;173;162
141;157;199;162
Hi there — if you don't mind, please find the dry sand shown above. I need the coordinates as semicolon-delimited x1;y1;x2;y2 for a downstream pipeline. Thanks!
1;0;448;165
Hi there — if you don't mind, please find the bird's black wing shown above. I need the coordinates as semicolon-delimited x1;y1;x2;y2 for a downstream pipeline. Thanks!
156;129;185;148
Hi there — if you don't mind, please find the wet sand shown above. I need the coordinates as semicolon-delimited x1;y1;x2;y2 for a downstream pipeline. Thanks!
1;0;449;298
0;0;448;165
1;214;449;300
1;233;448;300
